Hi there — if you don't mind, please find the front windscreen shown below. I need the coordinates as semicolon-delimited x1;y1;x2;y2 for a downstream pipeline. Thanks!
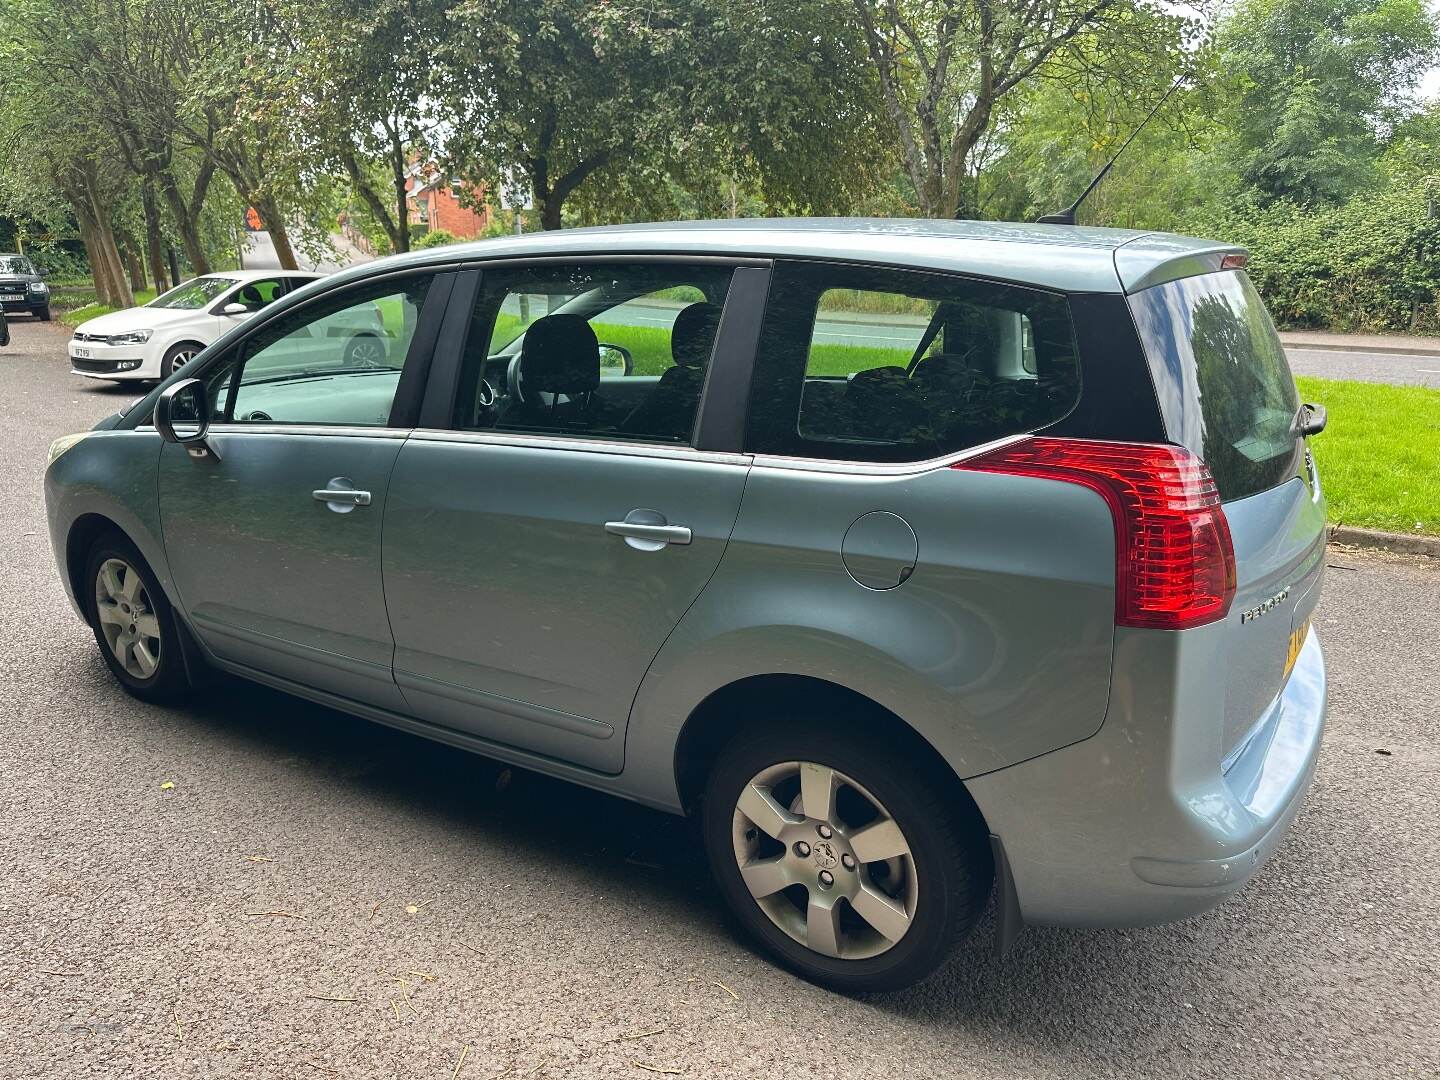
149;277;237;310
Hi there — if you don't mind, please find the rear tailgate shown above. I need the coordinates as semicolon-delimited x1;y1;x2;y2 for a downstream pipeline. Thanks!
1128;269;1327;755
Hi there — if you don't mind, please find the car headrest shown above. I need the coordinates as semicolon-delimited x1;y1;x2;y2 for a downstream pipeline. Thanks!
671;302;722;368
238;285;264;304
519;314;600;395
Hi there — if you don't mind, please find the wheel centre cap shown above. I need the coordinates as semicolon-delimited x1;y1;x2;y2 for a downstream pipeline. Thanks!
811;840;839;870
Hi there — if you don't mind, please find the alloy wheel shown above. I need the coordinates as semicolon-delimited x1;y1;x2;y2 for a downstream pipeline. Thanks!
94;558;161;679
346;335;386;367
169;348;198;375
731;761;918;960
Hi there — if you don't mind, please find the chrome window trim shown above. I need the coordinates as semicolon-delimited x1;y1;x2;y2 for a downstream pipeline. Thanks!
749;431;1030;476
407;427;752;466
196;423;412;440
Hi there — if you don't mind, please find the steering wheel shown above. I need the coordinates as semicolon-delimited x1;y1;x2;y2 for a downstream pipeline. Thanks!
506;353;526;407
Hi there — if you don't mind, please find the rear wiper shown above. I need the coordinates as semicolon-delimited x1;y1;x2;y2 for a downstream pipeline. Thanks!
1292;402;1327;438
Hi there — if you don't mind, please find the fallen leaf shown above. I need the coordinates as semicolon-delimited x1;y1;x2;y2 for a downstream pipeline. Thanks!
159;781;175;791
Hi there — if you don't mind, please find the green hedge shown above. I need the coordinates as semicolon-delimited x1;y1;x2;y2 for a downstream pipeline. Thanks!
1186;184;1440;333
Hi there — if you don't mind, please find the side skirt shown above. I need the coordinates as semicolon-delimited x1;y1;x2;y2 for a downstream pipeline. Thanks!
202;651;682;817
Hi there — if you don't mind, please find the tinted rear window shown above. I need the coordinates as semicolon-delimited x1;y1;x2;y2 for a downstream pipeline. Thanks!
745;261;1081;463
1128;271;1301;501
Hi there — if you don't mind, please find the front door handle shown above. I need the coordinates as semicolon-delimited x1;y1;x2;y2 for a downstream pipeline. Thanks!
605;508;692;551
313;477;372;513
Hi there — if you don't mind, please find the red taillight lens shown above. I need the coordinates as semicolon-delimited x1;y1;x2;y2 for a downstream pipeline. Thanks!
957;437;1237;630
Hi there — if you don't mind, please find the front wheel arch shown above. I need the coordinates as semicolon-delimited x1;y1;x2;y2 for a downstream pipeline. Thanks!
161;340;207;376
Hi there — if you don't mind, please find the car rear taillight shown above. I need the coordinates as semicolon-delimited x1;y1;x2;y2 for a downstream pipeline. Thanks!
957;437;1237;630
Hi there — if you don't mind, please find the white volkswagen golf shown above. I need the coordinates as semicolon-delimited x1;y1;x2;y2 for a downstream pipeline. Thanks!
68;270;391;382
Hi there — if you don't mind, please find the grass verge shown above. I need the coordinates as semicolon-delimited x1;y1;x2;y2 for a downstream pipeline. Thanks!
1296;376;1440;535
58;289;157;327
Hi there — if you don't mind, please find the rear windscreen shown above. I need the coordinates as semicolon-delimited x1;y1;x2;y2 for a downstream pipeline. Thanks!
1128;271;1301;501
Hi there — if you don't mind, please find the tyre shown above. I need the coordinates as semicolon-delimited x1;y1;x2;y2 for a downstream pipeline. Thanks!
162;341;203;377
702;719;992;993
34;305;51;322
343;332;387;368
83;533;192;704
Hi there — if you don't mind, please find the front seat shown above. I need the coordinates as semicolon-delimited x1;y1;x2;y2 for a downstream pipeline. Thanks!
503;313;602;430
621;301;721;439
236;284;267;311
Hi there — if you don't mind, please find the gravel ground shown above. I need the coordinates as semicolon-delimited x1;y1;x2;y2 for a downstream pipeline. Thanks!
2;317;1437;1079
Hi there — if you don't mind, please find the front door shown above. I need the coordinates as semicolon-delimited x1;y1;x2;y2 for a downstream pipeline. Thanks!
158;272;444;710
382;261;751;771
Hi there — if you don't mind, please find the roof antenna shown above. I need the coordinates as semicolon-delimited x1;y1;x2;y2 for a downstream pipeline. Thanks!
1037;73;1188;225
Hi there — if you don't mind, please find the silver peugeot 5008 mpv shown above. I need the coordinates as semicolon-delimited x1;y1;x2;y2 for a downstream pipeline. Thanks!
45;219;1327;992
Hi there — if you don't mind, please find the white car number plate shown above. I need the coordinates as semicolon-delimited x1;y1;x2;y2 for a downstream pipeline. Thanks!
0;293;23;302
73;347;92;359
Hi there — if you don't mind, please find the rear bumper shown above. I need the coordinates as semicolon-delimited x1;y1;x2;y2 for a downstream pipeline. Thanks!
967;623;1326;927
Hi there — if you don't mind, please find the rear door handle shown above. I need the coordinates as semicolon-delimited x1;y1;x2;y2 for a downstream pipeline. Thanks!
313;477;372;513
605;509;692;550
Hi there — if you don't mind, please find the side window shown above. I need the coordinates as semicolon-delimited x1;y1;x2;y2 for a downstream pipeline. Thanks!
227;278;287;313
746;262;1081;463
205;275;433;427
455;265;731;444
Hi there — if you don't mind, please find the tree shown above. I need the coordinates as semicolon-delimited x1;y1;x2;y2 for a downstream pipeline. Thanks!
438;0;884;229
0;8;137;305
979;6;1219;226
263;0;451;254
849;0;1190;219
1217;0;1440;206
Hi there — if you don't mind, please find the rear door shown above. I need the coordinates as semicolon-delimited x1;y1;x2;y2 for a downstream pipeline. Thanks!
1129;270;1328;755
381;260;759;772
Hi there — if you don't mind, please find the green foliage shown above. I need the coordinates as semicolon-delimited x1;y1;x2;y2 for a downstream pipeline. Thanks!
1216;0;1440;206
414;229;459;249
1184;178;1440;331
438;0;882;229
1296;377;1440;534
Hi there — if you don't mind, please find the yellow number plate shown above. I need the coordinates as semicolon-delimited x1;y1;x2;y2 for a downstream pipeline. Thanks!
1283;618;1310;682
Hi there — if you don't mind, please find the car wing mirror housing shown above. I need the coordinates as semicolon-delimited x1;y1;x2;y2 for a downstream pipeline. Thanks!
154;378;221;460
222;302;249;316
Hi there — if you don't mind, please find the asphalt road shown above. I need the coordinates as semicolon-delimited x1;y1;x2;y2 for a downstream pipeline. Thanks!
3;316;1437;1079
1285;347;1440;387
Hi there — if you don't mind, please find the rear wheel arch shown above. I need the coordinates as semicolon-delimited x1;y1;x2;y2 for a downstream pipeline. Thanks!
673;673;987;829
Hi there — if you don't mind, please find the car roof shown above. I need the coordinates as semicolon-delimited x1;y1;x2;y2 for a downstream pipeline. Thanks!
331;218;1245;295
198;269;323;283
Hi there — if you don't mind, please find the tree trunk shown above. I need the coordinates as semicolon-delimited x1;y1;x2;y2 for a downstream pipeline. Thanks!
339;149;406;254
389;133;410;253
255;192;298;270
96;223;134;309
167;247;182;288
75;218;112;308
156;169;211;276
142;182;169;293
540;195;563;231
123;239;147;293
78;170;133;308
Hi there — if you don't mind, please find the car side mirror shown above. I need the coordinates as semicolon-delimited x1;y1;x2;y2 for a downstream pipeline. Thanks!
222;302;250;316
155;378;221;460
598;343;633;376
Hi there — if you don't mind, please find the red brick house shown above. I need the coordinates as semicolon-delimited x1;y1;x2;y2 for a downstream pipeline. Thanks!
407;166;492;240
